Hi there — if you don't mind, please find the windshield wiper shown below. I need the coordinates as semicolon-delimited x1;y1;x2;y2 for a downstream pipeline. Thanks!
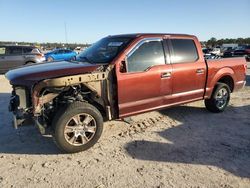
78;56;94;64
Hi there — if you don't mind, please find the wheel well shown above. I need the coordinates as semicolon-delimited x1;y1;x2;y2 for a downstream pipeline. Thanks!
78;85;107;118
218;76;234;92
40;84;108;121
87;100;106;119
25;61;35;64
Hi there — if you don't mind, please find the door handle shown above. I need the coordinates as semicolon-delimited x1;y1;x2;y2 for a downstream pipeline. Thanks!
161;72;171;78
196;69;205;74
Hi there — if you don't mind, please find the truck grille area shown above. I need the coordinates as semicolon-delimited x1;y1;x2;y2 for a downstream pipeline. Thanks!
9;86;31;117
9;86;32;128
11;87;31;110
9;95;19;112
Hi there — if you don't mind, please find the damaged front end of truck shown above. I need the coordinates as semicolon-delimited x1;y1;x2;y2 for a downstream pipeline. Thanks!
6;63;117;135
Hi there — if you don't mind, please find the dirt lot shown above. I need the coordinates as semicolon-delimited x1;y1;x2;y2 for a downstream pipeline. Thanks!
0;63;250;188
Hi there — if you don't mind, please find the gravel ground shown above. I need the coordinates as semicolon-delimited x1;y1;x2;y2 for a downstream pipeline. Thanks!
0;63;249;188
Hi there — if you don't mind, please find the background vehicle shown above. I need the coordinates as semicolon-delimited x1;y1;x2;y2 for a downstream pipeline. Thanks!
74;47;82;54
202;48;221;59
5;34;247;153
0;45;45;74
202;48;212;59
74;47;87;54
210;47;221;56
221;43;238;50
233;45;250;61
222;47;235;58
45;49;77;62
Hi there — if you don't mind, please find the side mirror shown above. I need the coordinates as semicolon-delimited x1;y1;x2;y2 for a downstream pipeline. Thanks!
120;60;127;73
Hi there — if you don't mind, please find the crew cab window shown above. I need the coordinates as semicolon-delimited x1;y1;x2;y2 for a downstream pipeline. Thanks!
0;47;6;55
170;39;198;63
127;40;165;72
23;47;33;54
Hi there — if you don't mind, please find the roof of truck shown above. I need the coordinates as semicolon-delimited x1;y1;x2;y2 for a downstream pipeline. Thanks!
108;33;196;38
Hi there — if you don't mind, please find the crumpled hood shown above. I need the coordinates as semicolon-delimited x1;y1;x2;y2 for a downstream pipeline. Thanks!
5;61;102;87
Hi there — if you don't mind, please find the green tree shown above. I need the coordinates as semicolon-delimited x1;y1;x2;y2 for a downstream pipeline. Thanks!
207;37;217;47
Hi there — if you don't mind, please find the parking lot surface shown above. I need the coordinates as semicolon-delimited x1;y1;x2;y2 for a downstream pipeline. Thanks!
0;63;249;187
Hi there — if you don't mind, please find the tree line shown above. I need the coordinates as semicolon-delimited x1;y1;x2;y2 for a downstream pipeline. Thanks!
204;37;250;47
1;37;250;49
0;41;90;50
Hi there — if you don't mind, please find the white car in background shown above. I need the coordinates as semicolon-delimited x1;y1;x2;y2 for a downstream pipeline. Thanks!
74;46;88;54
210;48;221;56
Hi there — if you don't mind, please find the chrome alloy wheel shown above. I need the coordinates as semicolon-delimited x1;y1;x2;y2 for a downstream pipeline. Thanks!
215;88;229;109
64;113;97;146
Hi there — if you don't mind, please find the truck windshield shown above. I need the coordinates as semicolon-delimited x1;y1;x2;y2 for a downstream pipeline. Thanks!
76;37;133;64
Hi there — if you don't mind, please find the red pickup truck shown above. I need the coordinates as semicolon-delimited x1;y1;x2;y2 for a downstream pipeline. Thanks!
6;33;247;153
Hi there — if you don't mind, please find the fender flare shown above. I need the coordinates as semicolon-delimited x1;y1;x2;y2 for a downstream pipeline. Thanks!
206;67;235;98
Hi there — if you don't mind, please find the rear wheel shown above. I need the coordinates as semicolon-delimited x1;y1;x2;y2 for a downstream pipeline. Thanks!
205;83;230;113
53;102;103;153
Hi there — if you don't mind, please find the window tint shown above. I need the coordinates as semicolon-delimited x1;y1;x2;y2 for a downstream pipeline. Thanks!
0;47;6;55
6;46;23;55
23;47;33;54
127;40;165;72
58;50;65;54
65;50;71;53
170;39;198;63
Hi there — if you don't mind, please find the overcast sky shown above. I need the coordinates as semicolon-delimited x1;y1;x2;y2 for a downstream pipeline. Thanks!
0;0;249;43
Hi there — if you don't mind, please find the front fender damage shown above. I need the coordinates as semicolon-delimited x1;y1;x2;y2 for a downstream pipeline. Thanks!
32;72;108;116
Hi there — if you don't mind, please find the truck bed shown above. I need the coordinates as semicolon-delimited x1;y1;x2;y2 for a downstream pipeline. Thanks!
205;57;247;98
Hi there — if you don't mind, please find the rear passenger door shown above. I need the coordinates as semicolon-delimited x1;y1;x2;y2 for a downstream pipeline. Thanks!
168;38;206;103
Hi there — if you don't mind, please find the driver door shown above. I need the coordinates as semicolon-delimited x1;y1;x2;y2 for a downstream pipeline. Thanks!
117;38;173;118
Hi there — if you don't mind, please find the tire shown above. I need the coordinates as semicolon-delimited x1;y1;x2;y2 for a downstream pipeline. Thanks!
47;57;54;62
205;83;230;113
25;61;35;65
52;102;103;153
